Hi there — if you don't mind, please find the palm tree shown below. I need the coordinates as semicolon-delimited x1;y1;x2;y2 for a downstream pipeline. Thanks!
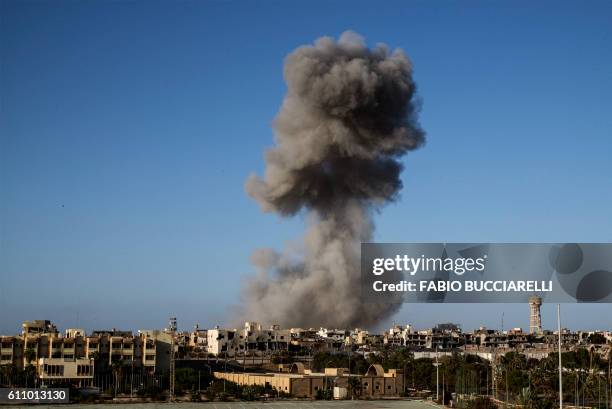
24;347;36;366
111;360;124;397
89;351;100;372
23;347;37;387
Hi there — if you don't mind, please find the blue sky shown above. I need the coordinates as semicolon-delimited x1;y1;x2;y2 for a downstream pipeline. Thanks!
1;0;611;334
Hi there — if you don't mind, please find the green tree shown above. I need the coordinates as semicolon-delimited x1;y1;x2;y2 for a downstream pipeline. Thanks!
348;376;361;399
242;385;257;401
175;368;198;393
413;358;435;390
588;333;607;345
24;347;36;365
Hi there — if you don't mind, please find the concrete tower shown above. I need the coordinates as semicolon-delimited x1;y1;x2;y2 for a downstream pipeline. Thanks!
528;296;542;334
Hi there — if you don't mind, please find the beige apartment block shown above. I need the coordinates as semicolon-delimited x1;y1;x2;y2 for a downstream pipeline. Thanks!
1;321;171;379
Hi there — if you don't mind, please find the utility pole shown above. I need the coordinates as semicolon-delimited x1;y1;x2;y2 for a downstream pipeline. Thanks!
347;344;352;400
607;349;610;409
503;345;509;408
437;350;440;401
442;370;445;404
169;316;177;402
492;350;497;400
169;335;175;401
558;304;563;409
403;360;407;397
434;345;442;402
243;336;246;371
224;356;227;393
486;364;489;397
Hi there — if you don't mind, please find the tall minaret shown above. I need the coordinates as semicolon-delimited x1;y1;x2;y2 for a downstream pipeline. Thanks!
528;296;542;334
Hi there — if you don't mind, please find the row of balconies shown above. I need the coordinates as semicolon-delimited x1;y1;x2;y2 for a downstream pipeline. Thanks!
0;354;13;363
1;336;161;365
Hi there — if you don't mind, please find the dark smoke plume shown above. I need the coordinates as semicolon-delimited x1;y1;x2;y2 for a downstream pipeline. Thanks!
242;31;425;329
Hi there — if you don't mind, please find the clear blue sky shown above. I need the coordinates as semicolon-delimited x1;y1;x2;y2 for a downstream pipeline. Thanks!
1;0;611;334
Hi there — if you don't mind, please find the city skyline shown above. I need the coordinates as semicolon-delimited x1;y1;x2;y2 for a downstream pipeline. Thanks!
0;302;607;335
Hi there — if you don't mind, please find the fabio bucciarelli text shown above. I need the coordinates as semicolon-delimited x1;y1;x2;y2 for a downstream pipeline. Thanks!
372;279;553;293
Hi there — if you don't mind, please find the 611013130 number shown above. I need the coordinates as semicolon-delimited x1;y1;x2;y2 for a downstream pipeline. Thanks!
0;388;69;403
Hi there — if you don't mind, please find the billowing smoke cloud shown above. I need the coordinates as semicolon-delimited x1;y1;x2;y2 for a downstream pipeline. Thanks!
242;31;425;329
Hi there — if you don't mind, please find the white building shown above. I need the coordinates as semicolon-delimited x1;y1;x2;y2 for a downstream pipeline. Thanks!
206;323;291;357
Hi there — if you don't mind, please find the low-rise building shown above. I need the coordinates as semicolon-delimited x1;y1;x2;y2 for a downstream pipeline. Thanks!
38;357;94;387
213;364;404;398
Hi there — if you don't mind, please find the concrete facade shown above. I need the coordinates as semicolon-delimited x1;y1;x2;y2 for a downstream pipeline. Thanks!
213;364;404;399
207;322;291;357
0;321;171;381
38;357;94;386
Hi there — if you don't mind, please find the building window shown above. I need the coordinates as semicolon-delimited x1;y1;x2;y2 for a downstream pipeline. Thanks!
45;364;64;376
77;365;91;376
145;355;155;361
